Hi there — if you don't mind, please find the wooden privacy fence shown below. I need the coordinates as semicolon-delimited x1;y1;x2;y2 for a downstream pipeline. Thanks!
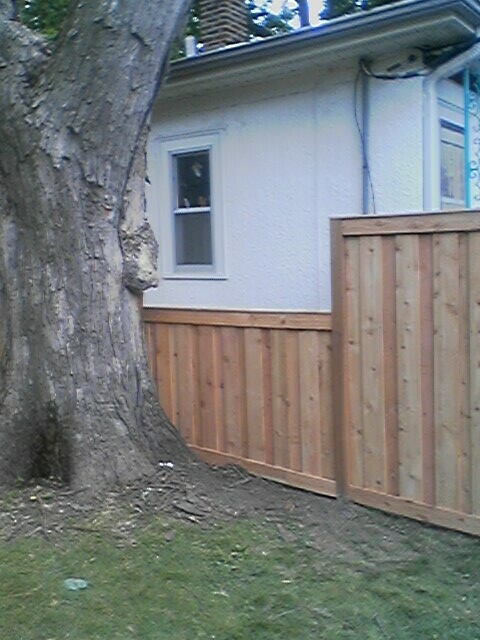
143;308;336;497
331;211;480;536
144;210;480;536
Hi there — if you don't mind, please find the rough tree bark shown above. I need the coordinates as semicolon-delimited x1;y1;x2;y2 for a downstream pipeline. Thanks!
0;0;192;491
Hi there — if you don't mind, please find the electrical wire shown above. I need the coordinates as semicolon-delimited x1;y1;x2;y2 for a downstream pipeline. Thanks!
354;68;377;215
360;57;430;81
354;52;432;216
353;40;479;215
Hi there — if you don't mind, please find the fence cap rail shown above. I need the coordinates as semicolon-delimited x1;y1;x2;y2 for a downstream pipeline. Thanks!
331;210;480;236
143;307;332;330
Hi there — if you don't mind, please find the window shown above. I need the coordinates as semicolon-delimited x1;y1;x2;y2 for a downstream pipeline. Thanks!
151;133;225;279
440;121;465;210
173;150;212;265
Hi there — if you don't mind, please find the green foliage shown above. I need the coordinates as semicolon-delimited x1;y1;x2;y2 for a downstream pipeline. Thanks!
247;1;295;37
321;0;357;20
17;0;71;40
15;0;405;47
321;0;400;20
170;0;201;60
365;0;400;8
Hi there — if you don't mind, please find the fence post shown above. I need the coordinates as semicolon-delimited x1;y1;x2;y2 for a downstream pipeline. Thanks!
330;218;347;497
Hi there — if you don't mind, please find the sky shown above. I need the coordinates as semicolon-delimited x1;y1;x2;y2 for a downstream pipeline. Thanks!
310;0;326;24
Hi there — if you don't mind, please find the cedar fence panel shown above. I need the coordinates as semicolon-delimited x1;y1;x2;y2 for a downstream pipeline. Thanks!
143;211;480;536
143;308;336;497
331;211;480;537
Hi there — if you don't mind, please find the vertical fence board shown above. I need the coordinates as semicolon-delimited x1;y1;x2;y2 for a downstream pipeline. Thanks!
469;233;480;516
262;329;275;466
190;326;201;447
330;219;348;495
360;235;386;492
214;332;226;453
433;233;461;511
344;238;363;488
271;330;287;468
244;328;266;463
155;324;175;423
221;327;247;457
285;331;302;471
174;325;198;446
197;326;220;451
382;236;399;496
396;235;422;501
319;333;334;479
458;234;472;514
299;331;321;476
419;235;435;506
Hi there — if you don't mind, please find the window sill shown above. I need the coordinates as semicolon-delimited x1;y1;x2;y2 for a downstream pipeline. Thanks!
162;272;227;281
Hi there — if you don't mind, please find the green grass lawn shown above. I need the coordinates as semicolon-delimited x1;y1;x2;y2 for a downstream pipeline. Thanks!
1;514;479;640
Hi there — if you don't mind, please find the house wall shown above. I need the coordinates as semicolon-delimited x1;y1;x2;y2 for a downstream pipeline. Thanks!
145;60;424;311
368;75;424;213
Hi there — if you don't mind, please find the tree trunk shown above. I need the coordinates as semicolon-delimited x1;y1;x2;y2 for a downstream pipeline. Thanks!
0;0;192;492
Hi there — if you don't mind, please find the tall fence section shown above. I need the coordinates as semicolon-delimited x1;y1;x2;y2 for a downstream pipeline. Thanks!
145;211;480;536
331;212;480;536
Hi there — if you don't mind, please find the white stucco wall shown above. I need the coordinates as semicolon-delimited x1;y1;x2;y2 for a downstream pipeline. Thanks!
144;59;425;311
368;76;424;214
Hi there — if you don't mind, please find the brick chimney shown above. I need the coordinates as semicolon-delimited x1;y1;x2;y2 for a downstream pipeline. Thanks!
199;0;249;52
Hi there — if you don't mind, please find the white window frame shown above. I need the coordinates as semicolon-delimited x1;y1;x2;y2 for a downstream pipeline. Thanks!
149;132;226;279
440;119;465;210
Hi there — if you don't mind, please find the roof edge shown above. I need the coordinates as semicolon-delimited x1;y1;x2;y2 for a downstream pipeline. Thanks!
167;0;480;82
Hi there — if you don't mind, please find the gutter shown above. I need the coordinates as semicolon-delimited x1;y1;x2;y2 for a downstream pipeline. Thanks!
423;38;480;210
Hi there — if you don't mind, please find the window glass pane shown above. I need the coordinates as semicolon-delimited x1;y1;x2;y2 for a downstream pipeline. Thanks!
175;151;210;209
175;212;213;265
441;125;465;207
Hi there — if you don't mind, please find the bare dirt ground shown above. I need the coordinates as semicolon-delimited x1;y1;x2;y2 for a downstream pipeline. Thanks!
0;459;441;564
